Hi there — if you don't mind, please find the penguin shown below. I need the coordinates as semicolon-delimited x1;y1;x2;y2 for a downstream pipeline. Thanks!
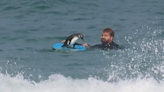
62;33;84;48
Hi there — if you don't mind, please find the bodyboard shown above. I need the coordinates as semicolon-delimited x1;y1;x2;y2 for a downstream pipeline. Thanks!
52;43;86;51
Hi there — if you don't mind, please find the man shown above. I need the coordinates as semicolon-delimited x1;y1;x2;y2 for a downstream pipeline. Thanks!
83;28;119;50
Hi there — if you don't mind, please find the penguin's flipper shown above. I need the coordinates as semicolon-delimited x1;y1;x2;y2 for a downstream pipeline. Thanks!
62;44;66;47
62;42;68;47
62;39;70;47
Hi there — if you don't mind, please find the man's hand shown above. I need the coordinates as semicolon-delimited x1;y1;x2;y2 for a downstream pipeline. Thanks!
62;40;66;43
83;43;89;48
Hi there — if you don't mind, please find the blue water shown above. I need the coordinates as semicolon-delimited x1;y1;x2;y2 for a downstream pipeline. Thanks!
0;0;164;92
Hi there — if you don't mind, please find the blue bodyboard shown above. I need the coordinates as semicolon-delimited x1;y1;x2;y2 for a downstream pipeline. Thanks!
52;43;86;51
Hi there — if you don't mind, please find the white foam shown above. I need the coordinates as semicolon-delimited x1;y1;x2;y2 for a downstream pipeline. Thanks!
0;73;164;92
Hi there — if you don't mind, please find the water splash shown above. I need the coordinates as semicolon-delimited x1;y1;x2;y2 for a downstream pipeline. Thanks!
100;25;164;82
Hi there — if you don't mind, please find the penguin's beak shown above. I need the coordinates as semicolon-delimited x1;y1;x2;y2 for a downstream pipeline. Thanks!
81;37;84;41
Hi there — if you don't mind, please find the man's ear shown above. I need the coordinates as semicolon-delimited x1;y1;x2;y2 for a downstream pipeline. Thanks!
110;36;114;42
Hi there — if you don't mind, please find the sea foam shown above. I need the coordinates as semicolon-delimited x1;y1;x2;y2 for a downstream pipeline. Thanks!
0;73;164;92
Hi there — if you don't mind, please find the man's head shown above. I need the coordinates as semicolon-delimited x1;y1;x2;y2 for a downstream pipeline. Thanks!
101;28;114;44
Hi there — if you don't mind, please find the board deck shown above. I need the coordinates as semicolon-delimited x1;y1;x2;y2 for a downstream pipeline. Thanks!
52;43;86;51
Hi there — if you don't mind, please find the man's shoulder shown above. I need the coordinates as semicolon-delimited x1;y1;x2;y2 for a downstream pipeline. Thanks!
112;42;119;47
111;42;119;49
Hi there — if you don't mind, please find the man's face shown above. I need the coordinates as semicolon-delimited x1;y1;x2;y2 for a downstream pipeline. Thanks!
101;32;113;44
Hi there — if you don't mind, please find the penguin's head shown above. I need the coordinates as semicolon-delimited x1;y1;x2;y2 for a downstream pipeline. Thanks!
77;33;84;41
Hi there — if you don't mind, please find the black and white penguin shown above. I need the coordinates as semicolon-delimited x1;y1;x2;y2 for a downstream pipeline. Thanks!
62;33;84;48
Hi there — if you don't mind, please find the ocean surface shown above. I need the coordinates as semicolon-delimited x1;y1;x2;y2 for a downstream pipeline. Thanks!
0;0;164;92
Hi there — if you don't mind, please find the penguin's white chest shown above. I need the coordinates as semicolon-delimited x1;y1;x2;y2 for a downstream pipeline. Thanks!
68;37;79;46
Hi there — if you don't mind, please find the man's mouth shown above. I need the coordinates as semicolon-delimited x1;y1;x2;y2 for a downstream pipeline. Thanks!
101;38;105;41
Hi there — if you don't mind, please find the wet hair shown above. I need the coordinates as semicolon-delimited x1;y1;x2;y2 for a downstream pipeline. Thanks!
103;28;114;37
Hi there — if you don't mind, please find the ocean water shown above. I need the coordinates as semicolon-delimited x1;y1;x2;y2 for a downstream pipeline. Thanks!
0;0;164;92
